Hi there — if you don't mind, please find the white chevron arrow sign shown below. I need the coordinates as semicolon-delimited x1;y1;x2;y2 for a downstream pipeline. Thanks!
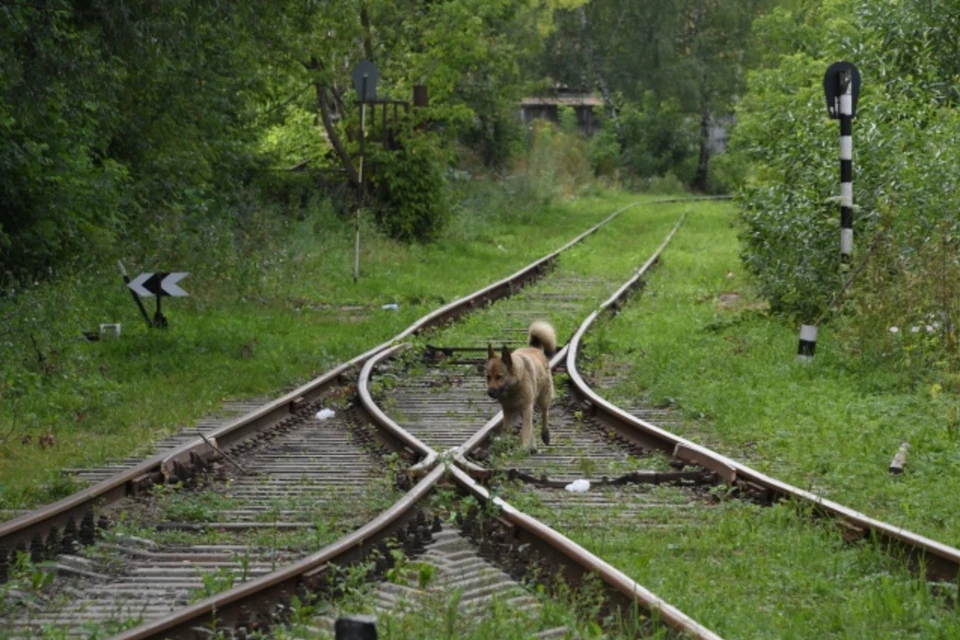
127;272;190;297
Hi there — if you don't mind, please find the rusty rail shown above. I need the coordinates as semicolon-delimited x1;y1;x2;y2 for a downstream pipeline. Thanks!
455;214;685;462
358;343;439;472
0;199;661;554
449;465;723;640
112;465;447;639
0;196;733;639
560;227;960;583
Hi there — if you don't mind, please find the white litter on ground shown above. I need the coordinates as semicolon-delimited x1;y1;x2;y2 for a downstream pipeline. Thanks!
316;408;336;421
381;303;399;311
564;479;591;493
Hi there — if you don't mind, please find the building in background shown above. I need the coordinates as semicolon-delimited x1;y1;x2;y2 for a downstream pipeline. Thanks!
520;87;601;136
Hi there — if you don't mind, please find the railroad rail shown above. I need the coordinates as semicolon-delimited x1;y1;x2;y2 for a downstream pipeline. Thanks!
0;199;652;557
9;192;957;639
1;198;719;639
448;213;960;583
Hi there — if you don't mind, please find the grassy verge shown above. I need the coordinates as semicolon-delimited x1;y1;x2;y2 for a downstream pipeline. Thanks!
590;201;960;546
503;482;960;639
0;188;676;509
561;200;960;636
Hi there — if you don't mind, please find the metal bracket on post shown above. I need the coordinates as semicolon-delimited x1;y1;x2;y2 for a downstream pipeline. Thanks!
118;261;153;329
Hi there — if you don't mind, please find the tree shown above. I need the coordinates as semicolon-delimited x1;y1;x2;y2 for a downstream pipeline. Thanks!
733;0;960;342
541;0;771;190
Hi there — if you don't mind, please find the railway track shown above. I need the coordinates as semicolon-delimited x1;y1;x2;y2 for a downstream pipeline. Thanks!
0;199;718;639
4;195;960;639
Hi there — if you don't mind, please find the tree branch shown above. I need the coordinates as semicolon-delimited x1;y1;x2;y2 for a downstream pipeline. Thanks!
316;81;359;189
359;1;375;61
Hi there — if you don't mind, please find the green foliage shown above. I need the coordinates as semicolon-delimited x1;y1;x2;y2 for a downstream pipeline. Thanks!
541;0;772;188
557;105;579;134
509;120;593;204
0;0;593;288
370;132;451;242
587;119;621;177
733;0;960;346
620;93;697;182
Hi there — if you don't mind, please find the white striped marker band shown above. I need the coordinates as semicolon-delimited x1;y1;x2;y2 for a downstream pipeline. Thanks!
797;324;818;359
839;89;853;256
841;228;853;255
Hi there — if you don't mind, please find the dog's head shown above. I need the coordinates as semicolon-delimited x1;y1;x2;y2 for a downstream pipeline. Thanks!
486;344;515;400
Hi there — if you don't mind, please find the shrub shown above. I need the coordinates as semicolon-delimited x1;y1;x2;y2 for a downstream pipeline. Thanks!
731;0;960;366
370;131;451;243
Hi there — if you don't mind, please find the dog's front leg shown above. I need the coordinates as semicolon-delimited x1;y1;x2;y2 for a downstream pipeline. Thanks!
520;406;535;451
502;409;517;435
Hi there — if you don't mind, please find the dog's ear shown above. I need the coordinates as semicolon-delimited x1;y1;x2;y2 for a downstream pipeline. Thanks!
500;345;513;371
487;344;495;361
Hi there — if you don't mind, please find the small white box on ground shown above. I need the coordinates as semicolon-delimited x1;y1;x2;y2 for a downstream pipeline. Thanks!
99;323;121;339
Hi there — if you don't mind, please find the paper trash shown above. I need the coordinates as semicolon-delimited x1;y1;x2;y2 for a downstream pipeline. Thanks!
564;479;591;493
316;408;336;421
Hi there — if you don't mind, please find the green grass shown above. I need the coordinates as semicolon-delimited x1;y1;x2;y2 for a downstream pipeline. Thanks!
420;199;696;351
505;485;960;639
590;201;960;546
0;188;680;509
557;200;960;637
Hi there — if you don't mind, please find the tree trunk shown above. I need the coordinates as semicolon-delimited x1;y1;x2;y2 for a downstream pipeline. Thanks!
359;2;375;61
315;81;360;192
693;99;711;192
577;6;621;137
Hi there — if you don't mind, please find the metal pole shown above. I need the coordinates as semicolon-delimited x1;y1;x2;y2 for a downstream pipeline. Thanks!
117;260;153;328
153;295;167;328
355;77;366;283
839;69;854;261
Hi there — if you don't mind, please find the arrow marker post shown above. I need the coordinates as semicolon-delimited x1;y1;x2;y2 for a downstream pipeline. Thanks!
125;271;190;328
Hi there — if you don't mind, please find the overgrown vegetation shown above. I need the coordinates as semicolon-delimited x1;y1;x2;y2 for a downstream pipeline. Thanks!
0;0;591;289
0;190;652;509
593;201;960;563
542;0;772;192
732;0;960;372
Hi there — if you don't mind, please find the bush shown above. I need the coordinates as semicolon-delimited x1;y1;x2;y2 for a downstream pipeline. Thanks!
588;119;621;178
732;0;960;364
508;120;592;204
619;93;697;181
370;131;451;243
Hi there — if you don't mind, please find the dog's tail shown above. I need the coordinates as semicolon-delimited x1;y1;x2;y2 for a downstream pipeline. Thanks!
528;321;557;357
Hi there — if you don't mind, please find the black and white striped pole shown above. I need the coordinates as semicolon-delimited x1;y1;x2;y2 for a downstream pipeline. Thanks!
797;324;818;361
823;61;861;261
798;62;863;361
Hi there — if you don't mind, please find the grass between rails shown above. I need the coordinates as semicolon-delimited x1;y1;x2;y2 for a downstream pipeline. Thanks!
505;485;960;639
567;200;960;637
0;189;669;510
589;201;960;546
421;199;696;352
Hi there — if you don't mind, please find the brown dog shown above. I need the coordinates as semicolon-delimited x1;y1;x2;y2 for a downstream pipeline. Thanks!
486;321;557;452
